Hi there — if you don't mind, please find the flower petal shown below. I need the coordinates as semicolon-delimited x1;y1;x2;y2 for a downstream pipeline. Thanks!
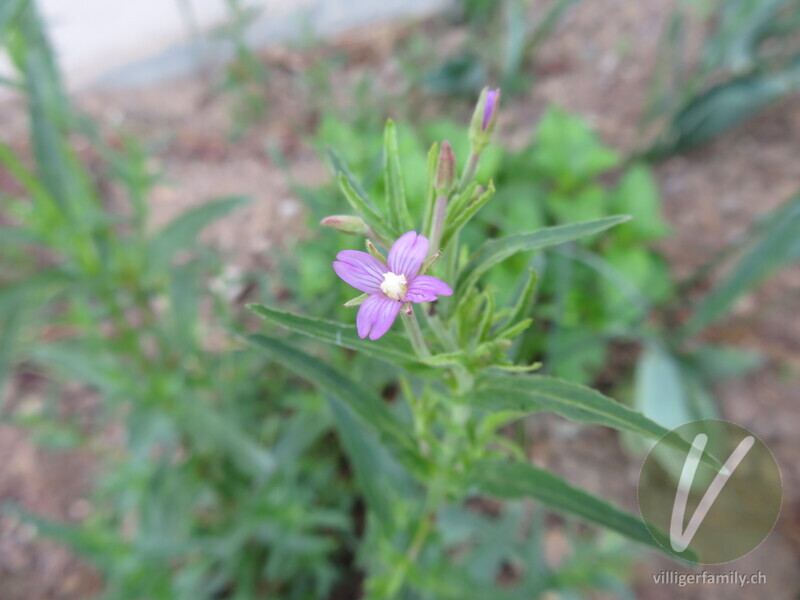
405;275;453;303
333;250;386;294
388;231;429;278
356;295;402;340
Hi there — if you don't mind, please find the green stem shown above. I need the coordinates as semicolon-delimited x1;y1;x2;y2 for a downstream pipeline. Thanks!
425;313;474;394
425;314;457;351
406;510;434;563
427;195;448;258
402;309;431;359
384;483;441;598
457;150;481;192
445;233;460;289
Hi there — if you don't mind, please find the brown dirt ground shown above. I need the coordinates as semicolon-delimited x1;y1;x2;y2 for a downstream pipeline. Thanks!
1;0;799;598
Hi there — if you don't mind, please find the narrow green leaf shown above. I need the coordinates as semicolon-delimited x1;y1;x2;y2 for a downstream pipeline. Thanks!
683;195;800;337
500;0;528;87
329;397;411;528
179;401;276;479
630;346;722;483
3;505;121;568
343;292;369;307
640;11;686;128
476;290;495;344
169;261;201;353
490;361;541;373
471;372;720;468
13;2;88;214
327;147;371;206
0;140;60;214
444;181;480;225
685;345;765;381
494;318;533;341
635;342;693;431
422;349;467;367
647;68;800;159
366;238;387;262
248;304;422;368
421;142;439;236
709;0;795;74
336;173;395;242
0;302;24;406
441;180;496;249
526;0;583;54
148;196;249;267
31;342;125;395
498;269;538;332
471;459;680;556
244;334;424;474
458;215;631;291
383;120;412;231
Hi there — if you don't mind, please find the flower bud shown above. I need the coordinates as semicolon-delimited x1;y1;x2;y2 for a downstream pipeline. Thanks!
320;215;368;236
434;141;456;195
468;87;500;153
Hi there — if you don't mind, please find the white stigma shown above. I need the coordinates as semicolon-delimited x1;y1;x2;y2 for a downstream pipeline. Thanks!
380;271;407;301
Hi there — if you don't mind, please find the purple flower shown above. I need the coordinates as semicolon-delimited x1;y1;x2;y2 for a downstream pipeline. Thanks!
333;231;453;340
482;88;499;131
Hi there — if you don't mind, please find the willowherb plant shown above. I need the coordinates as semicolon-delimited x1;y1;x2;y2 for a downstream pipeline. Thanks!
248;88;707;596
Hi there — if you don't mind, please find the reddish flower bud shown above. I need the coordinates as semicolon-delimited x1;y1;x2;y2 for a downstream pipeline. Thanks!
435;141;456;195
320;215;369;235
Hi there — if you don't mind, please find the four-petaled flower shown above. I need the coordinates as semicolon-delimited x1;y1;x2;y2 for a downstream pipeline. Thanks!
333;231;453;340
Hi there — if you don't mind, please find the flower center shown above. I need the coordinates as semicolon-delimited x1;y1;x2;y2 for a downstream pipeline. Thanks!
380;271;407;301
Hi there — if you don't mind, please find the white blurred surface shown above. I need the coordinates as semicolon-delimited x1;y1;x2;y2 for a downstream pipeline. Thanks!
4;0;450;90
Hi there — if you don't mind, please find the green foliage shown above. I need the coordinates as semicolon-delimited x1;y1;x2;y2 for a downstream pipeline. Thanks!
464;107;671;384
249;99;709;596
681;194;800;337
456;102;798;483
470;460;676;554
531;106;620;192
423;0;583;96
269;89;799;594
643;0;800;158
210;0;269;139
457;215;631;292
4;3;797;598
0;6;353;598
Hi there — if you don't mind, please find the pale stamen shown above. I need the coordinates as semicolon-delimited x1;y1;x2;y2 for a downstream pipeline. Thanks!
380;272;408;301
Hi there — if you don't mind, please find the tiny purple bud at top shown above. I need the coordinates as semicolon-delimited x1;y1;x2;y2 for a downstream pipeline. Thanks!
333;231;453;340
469;87;501;153
482;88;499;131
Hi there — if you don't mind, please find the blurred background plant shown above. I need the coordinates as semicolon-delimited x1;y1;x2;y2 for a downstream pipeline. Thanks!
422;0;583;96
1;0;799;598
211;0;270;139
641;0;800;159
1;4;354;598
